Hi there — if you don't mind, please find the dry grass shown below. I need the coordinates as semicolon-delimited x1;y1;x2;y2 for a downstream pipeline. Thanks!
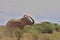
1;32;60;40
0;26;60;40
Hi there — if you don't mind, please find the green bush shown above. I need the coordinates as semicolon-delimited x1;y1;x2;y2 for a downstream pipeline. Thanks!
24;22;54;34
40;22;54;33
54;23;60;32
23;25;32;33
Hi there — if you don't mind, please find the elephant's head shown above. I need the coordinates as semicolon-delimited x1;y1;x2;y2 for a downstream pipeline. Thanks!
21;15;35;26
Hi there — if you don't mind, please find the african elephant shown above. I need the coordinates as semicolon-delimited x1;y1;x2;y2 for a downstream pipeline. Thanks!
6;15;34;38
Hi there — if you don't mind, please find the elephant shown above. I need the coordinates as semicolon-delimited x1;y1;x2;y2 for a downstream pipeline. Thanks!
6;14;35;38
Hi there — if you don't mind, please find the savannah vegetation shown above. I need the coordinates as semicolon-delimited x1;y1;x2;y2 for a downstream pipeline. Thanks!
0;22;60;40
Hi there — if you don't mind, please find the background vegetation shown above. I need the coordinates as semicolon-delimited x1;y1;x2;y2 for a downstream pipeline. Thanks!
0;22;60;40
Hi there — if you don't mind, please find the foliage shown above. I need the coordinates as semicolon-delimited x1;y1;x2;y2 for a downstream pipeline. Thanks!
0;21;60;40
40;22;54;33
54;23;60;32
23;22;60;33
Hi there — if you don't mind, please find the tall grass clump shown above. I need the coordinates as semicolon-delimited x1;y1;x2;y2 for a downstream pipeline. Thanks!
24;25;40;40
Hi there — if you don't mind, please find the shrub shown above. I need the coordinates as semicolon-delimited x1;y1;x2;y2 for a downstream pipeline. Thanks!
40;22;54;33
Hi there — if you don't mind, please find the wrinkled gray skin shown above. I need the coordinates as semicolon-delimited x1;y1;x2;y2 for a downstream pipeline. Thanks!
6;15;34;38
